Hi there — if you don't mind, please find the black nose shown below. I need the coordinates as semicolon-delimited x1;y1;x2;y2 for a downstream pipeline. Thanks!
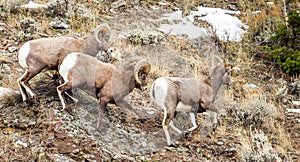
106;48;113;54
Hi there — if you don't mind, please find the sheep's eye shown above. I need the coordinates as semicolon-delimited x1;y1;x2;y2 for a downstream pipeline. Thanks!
141;74;147;80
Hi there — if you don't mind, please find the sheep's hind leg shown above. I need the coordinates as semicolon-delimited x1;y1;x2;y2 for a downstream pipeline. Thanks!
17;71;29;102
169;120;182;135
57;74;78;103
97;97;109;134
65;91;78;103
57;82;72;111
18;69;39;103
162;106;178;147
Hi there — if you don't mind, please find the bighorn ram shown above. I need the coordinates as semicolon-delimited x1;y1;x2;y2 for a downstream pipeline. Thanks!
17;24;111;102
57;52;151;130
150;63;233;146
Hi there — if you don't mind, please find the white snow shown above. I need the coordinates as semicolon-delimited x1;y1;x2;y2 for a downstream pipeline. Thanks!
0;87;20;98
292;101;300;106
158;8;207;39
20;1;47;9
15;140;28;147
286;109;300;113
189;6;241;22
158;2;168;6
150;6;159;10
158;6;248;42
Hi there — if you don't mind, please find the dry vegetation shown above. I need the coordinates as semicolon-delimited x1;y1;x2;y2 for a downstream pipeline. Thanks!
0;0;299;161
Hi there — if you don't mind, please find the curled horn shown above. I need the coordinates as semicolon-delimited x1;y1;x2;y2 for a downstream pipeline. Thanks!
134;60;151;85
93;24;111;43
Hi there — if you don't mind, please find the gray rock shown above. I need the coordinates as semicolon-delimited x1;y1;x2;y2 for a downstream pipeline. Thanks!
49;20;69;29
216;141;224;146
8;46;18;53
0;87;20;99
123;29;164;45
111;0;126;9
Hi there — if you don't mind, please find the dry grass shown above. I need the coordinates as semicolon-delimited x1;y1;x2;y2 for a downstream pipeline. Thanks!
238;128;282;162
0;0;296;160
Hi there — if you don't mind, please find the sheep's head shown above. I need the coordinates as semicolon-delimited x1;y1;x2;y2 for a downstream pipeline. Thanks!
222;64;234;85
93;24;111;53
133;60;151;90
209;63;235;88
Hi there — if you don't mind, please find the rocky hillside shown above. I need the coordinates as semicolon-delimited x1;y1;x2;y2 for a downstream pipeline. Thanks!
0;0;299;161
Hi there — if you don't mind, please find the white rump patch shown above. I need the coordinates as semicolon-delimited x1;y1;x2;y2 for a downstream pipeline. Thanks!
151;77;169;107
18;42;30;68
59;53;78;82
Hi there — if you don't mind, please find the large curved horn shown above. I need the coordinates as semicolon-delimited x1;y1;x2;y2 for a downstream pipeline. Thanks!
94;24;111;43
134;60;151;85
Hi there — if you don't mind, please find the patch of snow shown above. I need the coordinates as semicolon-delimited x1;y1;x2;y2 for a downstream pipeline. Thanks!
252;11;262;14
20;1;47;9
292;101;300;106
232;67;241;71
0;87;20;98
192;6;247;42
158;2;167;6
15;140;28;147
189;6;241;22
150;6;159;10
286;109;300;113
158;8;207;39
157;6;247;42
243;84;259;90
266;2;274;5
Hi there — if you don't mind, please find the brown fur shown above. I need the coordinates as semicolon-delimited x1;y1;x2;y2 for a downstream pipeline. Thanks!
57;53;151;131
151;64;232;146
18;25;111;102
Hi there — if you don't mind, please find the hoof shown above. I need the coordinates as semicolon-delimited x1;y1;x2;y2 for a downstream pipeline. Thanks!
181;131;191;139
96;126;107;135
93;129;106;137
169;141;179;148
65;107;73;114
26;98;37;106
212;123;217;131
182;131;189;138
31;95;38;104
138;118;147;123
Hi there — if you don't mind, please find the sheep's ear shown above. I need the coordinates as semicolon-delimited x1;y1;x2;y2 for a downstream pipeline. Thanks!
225;64;234;72
94;25;111;42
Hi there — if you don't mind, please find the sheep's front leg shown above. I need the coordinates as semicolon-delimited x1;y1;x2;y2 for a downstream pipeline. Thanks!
212;112;218;131
97;97;109;132
209;105;219;131
187;112;197;132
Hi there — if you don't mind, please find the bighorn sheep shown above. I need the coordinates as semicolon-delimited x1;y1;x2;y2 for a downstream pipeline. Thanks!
17;24;111;102
150;63;233;146
57;52;151;130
